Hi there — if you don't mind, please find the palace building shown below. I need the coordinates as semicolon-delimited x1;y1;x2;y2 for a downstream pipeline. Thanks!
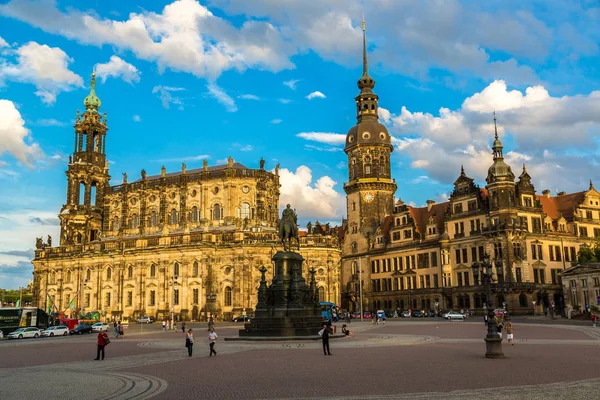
31;74;341;322
340;23;600;315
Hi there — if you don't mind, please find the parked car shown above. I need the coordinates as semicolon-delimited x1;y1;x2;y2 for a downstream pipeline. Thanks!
8;327;41;339
351;312;361;319
136;316;153;324
69;325;93;335
411;310;423;318
423;311;436;318
232;315;251;322
92;322;110;332
401;311;411;318
41;326;69;337
444;311;465;321
363;311;372;319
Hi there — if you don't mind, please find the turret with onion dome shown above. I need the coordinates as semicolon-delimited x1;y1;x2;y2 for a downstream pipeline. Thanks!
486;113;515;184
83;73;102;112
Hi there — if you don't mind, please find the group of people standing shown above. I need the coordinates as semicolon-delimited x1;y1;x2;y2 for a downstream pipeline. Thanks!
485;313;515;345
113;321;124;338
184;327;218;357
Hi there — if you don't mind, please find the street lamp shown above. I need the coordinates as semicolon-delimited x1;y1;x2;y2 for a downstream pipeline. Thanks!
471;253;504;358
403;269;417;313
169;276;178;327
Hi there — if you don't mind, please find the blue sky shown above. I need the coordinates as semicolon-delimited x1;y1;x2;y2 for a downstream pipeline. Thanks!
1;0;600;289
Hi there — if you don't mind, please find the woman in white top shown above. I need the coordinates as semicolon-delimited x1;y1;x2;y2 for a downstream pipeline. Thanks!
208;327;218;356
186;329;194;357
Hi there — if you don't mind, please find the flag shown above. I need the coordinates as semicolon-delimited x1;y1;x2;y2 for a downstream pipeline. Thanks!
15;299;20;308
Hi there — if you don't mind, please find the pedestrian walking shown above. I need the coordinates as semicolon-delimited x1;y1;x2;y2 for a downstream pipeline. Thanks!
182;321;186;333
113;321;118;338
94;331;110;360
185;329;194;357
208;327;218;356
484;313;488;325
319;323;332;355
162;320;166;331
118;322;124;338
592;313;597;328
506;322;515;345
382;313;386;325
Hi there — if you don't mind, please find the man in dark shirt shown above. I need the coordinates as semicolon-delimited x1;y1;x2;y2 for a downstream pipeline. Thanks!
321;323;332;355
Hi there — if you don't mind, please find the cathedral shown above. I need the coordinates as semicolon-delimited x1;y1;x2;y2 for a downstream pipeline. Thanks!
340;22;600;315
31;74;341;322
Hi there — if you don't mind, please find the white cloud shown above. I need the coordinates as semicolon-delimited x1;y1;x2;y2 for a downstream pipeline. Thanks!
0;99;43;166
231;143;253;152
0;0;296;80
94;55;141;84
238;94;260;100
34;118;66;127
278;98;292;104
296;132;345;145
0;36;8;47
152;85;185;109
278;165;344;220
0;41;83;104
132;115;141;122
306;91;326;100
283;79;300;90
207;83;238;112
270;119;282;124
383;80;600;192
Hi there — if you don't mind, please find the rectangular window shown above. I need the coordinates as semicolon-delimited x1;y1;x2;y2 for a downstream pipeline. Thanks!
570;247;576;261
105;292;111;307
595;228;600;238
193;288;199;304
425;275;431;288
174;289;180;305
365;165;371;175
418;253;429;269
515;267;522;283
579;226;589;237
594;277;600;287
399;277;405;290
539;269;545;284
551;269;560;285
399;257;404;270
471;247;477;262
555;246;562;261
549;245;555;261
430;252;438;267
455;249;461;264
419;275;425;289
454;203;463;214
524;197;533;207
462;248;468;263
463;272;470;286
457;273;463;287
393;258;398;271
371;261;376;273
532;218;542;233
531;244;543;260
150;290;156;306
127;291;133;307
478;246;485;261
494;243;503;259
85;293;90;308
433;274;439;288
534;269;539;283
468;200;477;210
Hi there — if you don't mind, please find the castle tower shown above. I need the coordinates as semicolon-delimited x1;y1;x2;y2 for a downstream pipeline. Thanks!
59;73;110;246
344;19;396;250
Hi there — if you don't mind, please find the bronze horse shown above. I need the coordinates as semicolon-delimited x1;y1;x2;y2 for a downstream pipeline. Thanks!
280;219;300;251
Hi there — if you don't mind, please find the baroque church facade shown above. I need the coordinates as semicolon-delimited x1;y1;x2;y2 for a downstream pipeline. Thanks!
31;74;341;322
341;23;600;315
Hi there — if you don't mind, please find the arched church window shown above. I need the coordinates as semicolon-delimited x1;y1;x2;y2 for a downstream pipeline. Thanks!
79;182;85;205
90;183;97;206
66;270;72;283
106;267;112;280
193;261;199;277
191;206;199;223
86;268;91;281
224;287;232;307
240;203;250;219
519;293;527;307
174;262;180;277
128;265;133;279
113;216;120;231
363;104;368;110
213;204;221;220
150;264;156;277
131;214;139;229
365;165;371;175
318;287;325;302
76;233;82;244
170;209;178;225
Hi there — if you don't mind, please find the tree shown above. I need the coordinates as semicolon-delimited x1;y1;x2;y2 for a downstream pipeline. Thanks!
575;238;600;264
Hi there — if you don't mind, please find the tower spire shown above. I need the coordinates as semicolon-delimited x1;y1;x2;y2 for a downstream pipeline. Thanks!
84;72;101;112
361;17;368;78
493;110;498;140
492;112;503;160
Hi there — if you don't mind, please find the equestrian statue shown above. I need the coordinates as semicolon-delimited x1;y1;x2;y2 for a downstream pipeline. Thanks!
279;204;300;251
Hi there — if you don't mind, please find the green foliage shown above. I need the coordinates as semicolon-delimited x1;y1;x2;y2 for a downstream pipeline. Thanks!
575;238;600;264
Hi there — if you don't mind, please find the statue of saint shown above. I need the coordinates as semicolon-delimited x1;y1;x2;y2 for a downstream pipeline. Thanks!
182;162;186;174
141;169;147;180
161;165;166;177
203;159;208;171
275;163;280;175
259;158;265;170
47;235;52;247
122;172;127;184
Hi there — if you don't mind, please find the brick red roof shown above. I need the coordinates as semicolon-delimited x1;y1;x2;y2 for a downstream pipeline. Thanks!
537;191;585;220
408;202;449;237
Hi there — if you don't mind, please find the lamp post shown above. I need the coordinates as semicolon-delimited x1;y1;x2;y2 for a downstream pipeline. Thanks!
403;269;417;313
358;257;364;322
471;253;504;358
207;293;216;329
169;276;178;326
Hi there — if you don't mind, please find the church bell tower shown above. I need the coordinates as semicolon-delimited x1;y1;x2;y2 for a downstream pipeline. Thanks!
344;20;397;251
59;73;110;246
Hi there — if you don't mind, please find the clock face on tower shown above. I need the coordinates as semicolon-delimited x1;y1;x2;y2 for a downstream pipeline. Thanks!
363;192;374;203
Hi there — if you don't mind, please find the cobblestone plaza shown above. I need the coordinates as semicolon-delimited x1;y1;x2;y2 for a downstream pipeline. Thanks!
1;319;599;399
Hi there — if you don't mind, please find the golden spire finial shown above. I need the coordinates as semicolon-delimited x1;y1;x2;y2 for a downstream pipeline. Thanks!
361;16;366;32
493;110;498;140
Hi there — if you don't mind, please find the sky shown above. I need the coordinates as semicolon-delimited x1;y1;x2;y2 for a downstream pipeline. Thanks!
1;0;600;289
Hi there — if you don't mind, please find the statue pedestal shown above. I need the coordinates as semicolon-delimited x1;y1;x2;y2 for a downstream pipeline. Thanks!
237;251;324;338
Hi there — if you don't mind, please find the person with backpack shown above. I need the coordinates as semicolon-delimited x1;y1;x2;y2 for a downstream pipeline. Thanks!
94;330;110;360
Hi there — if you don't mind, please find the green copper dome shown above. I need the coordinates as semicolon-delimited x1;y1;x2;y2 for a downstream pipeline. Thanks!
84;73;101;112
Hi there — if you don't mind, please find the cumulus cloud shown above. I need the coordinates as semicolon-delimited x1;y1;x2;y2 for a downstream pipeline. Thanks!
384;80;600;193
94;55;141;84
270;119;282;124
152;85;185;109
0;0;296;80
306;91;326;100
207;82;237;112
278;165;344;220
0;41;83;104
0;36;8;47
0;99;43;165
296;132;345;145
283;79;300;90
132;115;141;122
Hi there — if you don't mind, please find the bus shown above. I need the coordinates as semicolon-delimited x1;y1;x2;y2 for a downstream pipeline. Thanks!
0;307;50;335
319;302;339;321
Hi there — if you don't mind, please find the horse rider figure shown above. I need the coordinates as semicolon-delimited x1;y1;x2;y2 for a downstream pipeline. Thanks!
279;204;299;251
